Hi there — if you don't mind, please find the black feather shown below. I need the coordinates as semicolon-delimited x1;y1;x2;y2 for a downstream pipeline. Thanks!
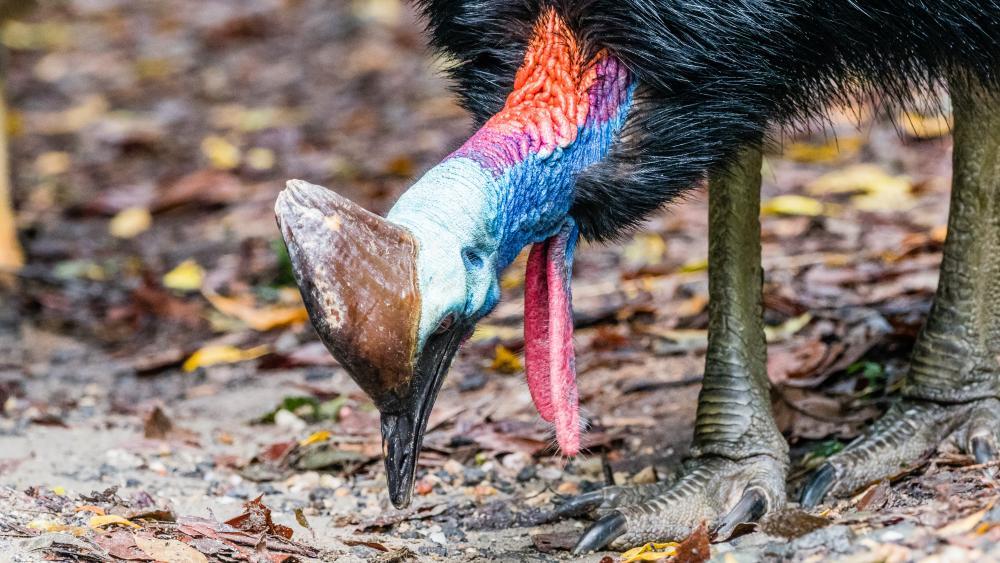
411;0;1000;241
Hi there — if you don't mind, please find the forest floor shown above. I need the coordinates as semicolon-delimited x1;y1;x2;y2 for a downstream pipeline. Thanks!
1;1;998;562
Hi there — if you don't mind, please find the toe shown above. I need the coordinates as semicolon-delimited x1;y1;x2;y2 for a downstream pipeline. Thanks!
572;511;627;555
552;490;607;520
714;486;770;540
799;463;836;508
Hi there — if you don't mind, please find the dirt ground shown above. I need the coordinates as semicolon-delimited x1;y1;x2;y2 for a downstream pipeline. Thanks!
1;1;998;561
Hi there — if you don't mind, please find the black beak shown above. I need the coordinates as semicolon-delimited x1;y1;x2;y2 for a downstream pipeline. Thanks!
380;324;467;508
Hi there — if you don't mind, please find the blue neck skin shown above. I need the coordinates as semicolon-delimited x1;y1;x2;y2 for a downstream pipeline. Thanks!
388;84;636;346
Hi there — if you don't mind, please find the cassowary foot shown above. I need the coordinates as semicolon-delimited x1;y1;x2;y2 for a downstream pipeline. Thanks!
801;397;1000;507
569;454;786;554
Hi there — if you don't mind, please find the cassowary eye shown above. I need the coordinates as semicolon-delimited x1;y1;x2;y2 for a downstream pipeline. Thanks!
434;313;456;335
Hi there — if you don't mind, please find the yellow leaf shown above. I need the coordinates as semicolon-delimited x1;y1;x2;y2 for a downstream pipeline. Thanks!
807;164;913;212
202;289;309;331
51;486;65;495
937;507;989;537
500;269;523;290
75;505;105;515
135;536;208;563
27;519;87;536
620;542;679;563
109;207;152;239
679;257;708;273
900;111;951;139
761;195;825;217
490;344;523;374
163;259;205;292
246;147;276;171
1;21;72;50
182;344;269;372
89;514;140;530
764;313;813;343
470;324;522;342
201;135;241;170
28;94;108;135
782;136;863;163
300;430;332;446
34;151;71;176
623;233;668;268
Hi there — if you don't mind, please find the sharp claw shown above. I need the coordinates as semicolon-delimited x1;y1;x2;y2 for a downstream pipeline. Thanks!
971;435;996;465
800;463;836;508
552;490;606;520
713;487;768;541
572;511;627;555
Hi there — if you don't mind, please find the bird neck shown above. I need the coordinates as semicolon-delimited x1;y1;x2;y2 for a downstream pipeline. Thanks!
388;11;634;330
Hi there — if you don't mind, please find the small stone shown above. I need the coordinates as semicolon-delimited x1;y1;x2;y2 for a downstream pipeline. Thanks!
494;479;515;494
538;467;562;481
463;467;486;486
632;466;657;484
415;477;435;496
309;487;335;501
501;452;530;474
428;531;448;545
443;459;464;475
556;481;579;495
458;371;487;392
472;484;497;497
516;466;536;482
274;409;307;432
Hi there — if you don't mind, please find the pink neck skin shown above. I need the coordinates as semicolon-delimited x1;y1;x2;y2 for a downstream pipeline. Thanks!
524;223;579;456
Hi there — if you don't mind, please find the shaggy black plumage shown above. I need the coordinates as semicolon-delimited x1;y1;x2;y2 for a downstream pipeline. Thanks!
412;0;1000;241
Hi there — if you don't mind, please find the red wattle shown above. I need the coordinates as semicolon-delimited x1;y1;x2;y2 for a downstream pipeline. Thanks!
525;242;555;422
524;229;580;456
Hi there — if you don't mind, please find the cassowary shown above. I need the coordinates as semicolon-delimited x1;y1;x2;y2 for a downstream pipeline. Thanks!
275;0;1000;553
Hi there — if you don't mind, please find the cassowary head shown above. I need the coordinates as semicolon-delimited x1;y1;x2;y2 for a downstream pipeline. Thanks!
275;10;634;508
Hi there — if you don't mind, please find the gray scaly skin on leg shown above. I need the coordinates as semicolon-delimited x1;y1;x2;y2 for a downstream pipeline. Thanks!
802;76;1000;506
570;145;789;553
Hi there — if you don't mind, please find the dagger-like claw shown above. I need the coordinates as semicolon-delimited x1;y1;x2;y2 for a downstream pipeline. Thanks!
712;486;768;541
971;434;997;465
572;511;627;555
799;463;836;508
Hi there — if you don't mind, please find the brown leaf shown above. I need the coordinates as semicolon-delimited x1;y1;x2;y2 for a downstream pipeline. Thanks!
342;539;389;552
673;522;711;563
94;530;152;561
154;170;244;212
142;404;200;445
143;405;173;439
135;535;208;563
224;495;294;539
757;509;831;539
531;531;578;553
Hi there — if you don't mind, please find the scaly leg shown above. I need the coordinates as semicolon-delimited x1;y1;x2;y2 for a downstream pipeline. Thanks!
565;145;789;553
801;76;1000;506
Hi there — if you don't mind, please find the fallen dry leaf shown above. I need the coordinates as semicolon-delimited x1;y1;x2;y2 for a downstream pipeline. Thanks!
89;514;140;530
673;522;711;563
782;136;863;163
202;288;308;331
619;541;678;562
182;344;269;372
224;495;294;539
936;507;989;537
490;344;523;374
163;260;205;292
109;207;152;239
135;535;208;563
807;164;913;211
762;195;825;217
